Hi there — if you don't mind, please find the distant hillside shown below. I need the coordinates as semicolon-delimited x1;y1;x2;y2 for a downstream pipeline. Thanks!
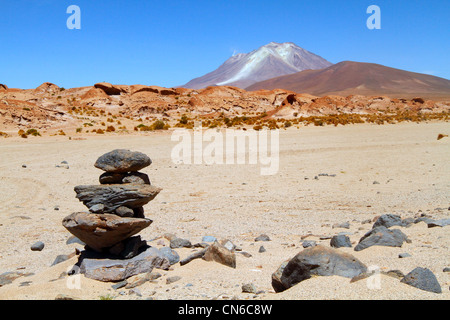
246;61;450;99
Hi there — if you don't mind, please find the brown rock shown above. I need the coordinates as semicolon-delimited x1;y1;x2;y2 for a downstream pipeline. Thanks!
62;212;152;251
202;241;236;268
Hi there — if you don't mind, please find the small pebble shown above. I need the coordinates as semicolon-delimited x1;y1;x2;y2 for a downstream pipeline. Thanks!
30;241;45;251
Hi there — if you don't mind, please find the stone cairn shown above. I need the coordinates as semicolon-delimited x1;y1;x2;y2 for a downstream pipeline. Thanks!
62;149;170;282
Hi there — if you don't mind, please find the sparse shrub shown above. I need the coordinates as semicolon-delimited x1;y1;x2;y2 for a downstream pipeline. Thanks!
95;129;105;134
106;125;116;132
76;127;82;133
179;115;188;125
151;120;166;130
26;128;41;136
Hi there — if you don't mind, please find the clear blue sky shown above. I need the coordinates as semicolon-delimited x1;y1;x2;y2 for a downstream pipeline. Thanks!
1;0;449;89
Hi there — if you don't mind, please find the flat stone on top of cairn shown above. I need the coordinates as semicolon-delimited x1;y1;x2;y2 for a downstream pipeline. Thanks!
94;149;151;173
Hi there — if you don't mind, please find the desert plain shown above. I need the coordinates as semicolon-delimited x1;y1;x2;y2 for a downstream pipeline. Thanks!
0;120;448;300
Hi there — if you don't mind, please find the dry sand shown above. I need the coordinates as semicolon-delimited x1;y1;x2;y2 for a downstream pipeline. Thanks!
0;121;448;300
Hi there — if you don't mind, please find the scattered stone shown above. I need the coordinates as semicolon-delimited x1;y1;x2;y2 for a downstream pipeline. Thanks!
242;283;257;294
254;234;270;242
330;235;352;248
384;269;405;280
354;226;409;251
166;276;181;285
272;245;367;293
112;280;128;290
22;164;27;168
19;281;32;287
159;247;180;265
63;212;152;252
30;241;45;251
66;236;85;246
237;251;252;258
202;241;236;268
55;294;79;300
427;218;450;228
51;254;70;266
373;181;380;184
125;273;153;289
220;239;236;252
258;246;266;253
301;240;317;248
332;221;350;229
202;236;216;243
94;149;151;173
193;242;210;248
180;248;208;266
400;267;442;294
414;216;435;224
170;237;192;249
55;162;69;169
372;214;404;229
128;288;142;297
399;252;411;258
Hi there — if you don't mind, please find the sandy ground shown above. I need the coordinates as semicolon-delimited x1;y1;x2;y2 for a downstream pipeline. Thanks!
0;121;448;300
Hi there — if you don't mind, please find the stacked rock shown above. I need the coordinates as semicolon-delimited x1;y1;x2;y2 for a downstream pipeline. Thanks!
62;149;161;258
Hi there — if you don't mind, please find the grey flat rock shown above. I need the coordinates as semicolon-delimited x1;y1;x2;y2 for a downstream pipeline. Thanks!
78;247;170;282
74;184;161;212
272;245;367;293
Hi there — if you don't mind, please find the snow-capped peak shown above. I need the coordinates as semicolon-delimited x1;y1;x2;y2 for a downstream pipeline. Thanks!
183;42;332;89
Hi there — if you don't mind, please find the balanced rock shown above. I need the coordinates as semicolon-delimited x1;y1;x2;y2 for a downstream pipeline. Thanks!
354;226;408;251
272;245;367;293
74;184;161;213
94;149;151;173
62;212;152;252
